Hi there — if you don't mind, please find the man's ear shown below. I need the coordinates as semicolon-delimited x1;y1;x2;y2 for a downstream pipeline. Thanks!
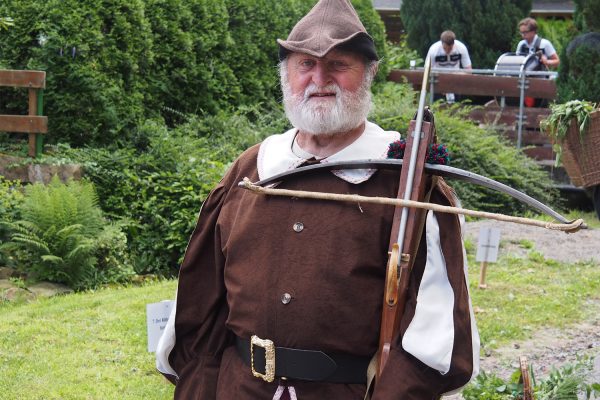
370;62;379;79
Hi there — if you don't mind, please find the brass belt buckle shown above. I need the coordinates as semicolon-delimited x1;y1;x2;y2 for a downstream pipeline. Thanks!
250;335;276;383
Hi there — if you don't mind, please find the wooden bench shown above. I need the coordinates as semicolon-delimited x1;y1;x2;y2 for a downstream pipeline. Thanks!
0;70;47;157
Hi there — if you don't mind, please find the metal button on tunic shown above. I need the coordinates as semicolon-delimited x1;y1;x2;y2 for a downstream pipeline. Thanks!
281;293;292;304
293;222;304;232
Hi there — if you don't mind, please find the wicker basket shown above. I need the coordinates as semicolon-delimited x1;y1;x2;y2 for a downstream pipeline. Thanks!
559;110;600;188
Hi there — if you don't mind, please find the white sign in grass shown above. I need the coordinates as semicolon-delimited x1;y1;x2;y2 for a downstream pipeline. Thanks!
476;227;501;263
476;227;501;289
146;300;175;353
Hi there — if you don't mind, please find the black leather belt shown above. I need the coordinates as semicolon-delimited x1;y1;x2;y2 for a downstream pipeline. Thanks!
235;336;370;384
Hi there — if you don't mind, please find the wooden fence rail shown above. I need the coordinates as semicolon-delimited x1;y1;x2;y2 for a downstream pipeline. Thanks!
388;69;557;100
0;70;47;157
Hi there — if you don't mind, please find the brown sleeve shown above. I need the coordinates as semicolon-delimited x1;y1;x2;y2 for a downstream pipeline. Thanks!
162;182;234;398
372;186;475;399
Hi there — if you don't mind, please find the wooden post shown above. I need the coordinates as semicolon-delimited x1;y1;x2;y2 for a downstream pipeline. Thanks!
28;88;38;157
0;70;47;158
36;89;44;157
519;356;534;400
478;261;488;289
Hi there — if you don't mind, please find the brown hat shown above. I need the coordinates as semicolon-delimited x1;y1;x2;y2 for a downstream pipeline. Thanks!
277;0;378;61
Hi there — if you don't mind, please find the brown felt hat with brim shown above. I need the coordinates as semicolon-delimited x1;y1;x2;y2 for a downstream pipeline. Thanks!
277;0;378;61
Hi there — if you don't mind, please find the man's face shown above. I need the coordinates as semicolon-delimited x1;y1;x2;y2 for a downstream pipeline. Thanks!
281;50;374;135
519;25;536;43
442;43;454;55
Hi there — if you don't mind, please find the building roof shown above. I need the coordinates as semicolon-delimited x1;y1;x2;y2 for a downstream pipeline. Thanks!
371;0;574;14
371;0;402;11
532;0;574;14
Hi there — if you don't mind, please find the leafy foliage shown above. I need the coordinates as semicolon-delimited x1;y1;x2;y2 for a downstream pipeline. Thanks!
384;38;423;70
463;359;600;399
0;16;13;30
0;177;24;268
534;18;578;59
558;32;600;103
573;0;600;32
0;177;23;223
0;177;133;289
0;0;388;146
59;103;290;275
400;0;531;68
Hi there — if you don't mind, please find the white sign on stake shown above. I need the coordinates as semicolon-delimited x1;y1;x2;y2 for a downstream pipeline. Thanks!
146;300;175;353
476;227;501;263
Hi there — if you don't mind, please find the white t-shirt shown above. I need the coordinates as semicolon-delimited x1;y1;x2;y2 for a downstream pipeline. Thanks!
427;40;472;69
516;35;557;58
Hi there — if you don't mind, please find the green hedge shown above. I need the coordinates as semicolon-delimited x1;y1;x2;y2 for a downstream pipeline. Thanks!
0;0;387;146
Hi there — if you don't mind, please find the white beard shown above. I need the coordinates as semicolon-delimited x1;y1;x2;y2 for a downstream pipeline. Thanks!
280;67;373;136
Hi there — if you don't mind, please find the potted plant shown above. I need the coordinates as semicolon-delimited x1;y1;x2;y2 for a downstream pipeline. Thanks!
541;99;600;219
541;100;596;165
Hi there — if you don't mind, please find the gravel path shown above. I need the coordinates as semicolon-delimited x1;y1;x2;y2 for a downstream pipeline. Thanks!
442;220;600;398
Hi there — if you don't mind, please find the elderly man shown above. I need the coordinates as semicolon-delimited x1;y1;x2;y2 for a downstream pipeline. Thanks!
156;1;479;399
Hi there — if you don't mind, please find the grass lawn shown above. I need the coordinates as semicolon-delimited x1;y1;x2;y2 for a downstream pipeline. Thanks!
0;280;177;399
1;213;599;398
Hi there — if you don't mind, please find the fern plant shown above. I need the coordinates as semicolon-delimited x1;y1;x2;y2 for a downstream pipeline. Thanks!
0;176;126;290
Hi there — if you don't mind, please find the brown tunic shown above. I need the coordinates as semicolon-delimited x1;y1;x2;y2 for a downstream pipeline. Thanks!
164;144;475;399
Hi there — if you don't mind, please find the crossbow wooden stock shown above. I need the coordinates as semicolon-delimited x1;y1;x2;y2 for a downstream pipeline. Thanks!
377;55;435;377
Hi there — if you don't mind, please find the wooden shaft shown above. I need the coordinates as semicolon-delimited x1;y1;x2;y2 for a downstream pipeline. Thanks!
28;88;38;157
478;261;488;289
377;112;436;378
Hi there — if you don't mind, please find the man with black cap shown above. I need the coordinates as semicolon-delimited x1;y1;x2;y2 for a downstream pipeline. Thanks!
156;1;479;399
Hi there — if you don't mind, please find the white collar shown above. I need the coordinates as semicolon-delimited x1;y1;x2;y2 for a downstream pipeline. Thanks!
527;35;540;47
257;120;400;184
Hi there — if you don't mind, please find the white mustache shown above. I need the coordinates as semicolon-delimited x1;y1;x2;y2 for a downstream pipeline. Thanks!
302;84;340;101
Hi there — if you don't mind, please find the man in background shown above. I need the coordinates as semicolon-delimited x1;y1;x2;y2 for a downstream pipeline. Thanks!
516;17;560;69
426;30;472;103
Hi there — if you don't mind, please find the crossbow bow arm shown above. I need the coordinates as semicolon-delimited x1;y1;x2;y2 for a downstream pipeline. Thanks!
240;159;579;226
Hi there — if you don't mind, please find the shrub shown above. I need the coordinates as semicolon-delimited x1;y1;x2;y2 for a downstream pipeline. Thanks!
400;0;531;68
0;1;388;146
0;176;23;223
62;101;293;276
0;177;133;289
533;18;578;59
0;177;24;268
385;38;424;70
573;0;600;32
557;32;600;103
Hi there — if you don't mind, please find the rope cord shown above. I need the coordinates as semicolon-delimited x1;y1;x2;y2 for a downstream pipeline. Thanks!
240;178;585;233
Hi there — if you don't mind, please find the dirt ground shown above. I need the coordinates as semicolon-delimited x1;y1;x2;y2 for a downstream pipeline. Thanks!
442;220;600;398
